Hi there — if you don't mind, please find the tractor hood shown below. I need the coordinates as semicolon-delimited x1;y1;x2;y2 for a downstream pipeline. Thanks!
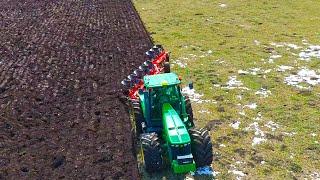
162;103;190;144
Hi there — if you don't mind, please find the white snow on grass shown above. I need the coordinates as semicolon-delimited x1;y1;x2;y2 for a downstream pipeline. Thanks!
238;70;249;75
173;59;187;68
268;54;282;63
182;86;203;102
244;103;257;109
226;76;243;87
249;68;261;75
299;45;320;61
264;69;272;73
277;65;294;72
253;112;263;121
245;122;267;146
228;165;246;180
265;121;280;131
252;137;267;146
198;110;211;114
255;88;272;98
220;144;226;147
270;42;301;50
309;172;320;180
182;87;216;104
219;3;227;8
222;76;249;90
238;68;270;76
230;121;241;129
282;132;297;137
284;68;320;88
311;133;317;137
254;40;261;46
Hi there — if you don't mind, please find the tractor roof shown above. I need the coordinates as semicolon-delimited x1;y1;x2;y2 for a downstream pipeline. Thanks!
144;73;180;88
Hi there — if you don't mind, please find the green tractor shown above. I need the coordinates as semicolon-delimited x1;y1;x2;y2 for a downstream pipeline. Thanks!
122;46;213;174
132;73;213;173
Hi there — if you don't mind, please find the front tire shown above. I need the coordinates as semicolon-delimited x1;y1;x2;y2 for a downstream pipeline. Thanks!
189;128;213;167
141;133;163;173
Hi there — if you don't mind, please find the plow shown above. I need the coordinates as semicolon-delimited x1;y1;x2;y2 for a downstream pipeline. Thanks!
122;45;213;174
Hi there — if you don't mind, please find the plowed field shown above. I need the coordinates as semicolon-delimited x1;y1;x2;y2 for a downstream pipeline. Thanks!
0;0;152;179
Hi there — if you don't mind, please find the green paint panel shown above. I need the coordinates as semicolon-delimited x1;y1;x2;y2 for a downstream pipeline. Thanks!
172;160;196;174
144;73;180;88
162;103;190;145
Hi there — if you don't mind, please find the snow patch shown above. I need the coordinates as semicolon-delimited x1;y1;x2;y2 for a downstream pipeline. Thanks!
270;42;301;49
255;88;272;98
309;172;320;180
282;132;296;137
245;122;267;146
277;65;294;72
252;137;267;146
284;68;320;88
264;69;272;73
230;121;241;129
268;54;282;63
265;121;280;131
219;3;227;8
244;103;257;109
254;112;263;121
228;165;246;180
311;133;317;137
174;59;187;68
198;110;211;114
182;86;203;102
223;76;249;90
182;87;216;104
299;45;320;61
238;70;249;75
220;144;226;147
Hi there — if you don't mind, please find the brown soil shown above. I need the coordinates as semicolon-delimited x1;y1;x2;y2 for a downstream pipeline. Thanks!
0;0;152;179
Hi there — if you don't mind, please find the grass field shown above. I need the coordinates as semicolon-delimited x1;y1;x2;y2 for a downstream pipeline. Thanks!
133;0;320;179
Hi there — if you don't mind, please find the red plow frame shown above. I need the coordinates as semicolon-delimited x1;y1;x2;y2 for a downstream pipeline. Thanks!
121;45;170;99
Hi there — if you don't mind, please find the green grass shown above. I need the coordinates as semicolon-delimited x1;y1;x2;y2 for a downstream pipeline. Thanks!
133;0;320;179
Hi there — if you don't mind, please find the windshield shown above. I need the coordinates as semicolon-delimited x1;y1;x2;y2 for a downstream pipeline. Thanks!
153;85;179;103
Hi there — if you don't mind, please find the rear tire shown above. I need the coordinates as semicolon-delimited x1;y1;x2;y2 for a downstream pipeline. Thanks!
184;96;194;127
141;133;163;173
131;99;144;136
164;62;170;73
189;128;213;167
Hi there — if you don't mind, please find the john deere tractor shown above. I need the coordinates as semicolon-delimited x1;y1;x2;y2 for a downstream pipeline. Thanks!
122;45;213;174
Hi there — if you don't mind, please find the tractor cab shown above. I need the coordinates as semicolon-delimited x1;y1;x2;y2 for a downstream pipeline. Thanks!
139;73;184;132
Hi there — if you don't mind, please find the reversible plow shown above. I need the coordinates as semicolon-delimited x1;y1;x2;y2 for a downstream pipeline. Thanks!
122;45;213;174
